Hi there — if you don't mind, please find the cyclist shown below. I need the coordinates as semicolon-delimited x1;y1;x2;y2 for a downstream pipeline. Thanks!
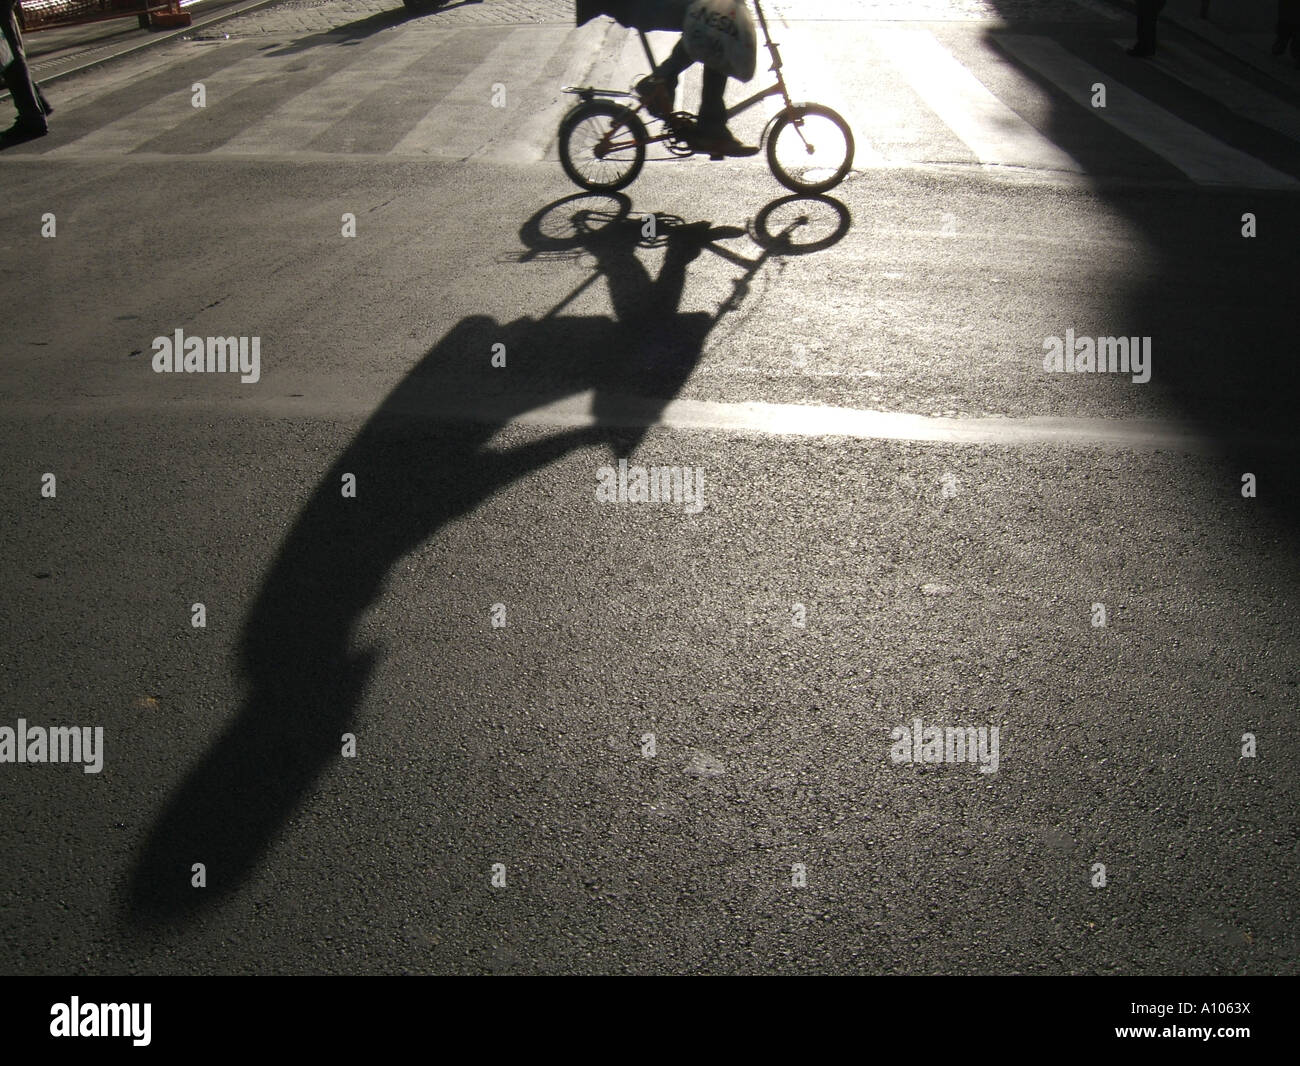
633;0;760;158
1;0;52;143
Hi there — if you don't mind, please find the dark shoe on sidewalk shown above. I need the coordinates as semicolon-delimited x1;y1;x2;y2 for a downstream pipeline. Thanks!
689;125;759;158
0;117;48;145
1272;36;1287;55
1127;45;1156;57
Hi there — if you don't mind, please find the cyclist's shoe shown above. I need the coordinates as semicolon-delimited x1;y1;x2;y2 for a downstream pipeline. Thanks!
689;124;759;158
635;75;675;119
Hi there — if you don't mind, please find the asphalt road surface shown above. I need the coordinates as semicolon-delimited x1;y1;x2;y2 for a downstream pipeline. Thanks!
1;0;1298;975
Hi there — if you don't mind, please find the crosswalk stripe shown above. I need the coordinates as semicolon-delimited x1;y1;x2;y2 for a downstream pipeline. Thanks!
483;18;614;163
25;19;1300;193
823;30;963;168
469;23;607;163
1239;33;1283;56
390;27;570;158
314;29;512;155
1065;0;1124;19
779;28;901;168
588;25;670;98
214;31;463;156
33;40;270;143
877;28;1085;174
999;35;1299;189
46;44;316;156
1139;41;1300;143
40;46;221;116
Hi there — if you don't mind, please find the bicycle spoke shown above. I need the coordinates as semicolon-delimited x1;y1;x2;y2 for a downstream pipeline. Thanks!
568;117;638;186
768;108;852;192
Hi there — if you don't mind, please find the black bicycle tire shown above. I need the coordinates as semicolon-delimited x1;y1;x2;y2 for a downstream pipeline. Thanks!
558;100;648;192
765;103;854;195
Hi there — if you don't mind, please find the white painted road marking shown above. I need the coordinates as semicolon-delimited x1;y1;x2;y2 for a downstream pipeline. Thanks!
877;28;1086;174
999;35;1300;189
3;392;1260;454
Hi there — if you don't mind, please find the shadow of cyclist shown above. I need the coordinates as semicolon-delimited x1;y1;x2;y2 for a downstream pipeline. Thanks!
124;193;847;926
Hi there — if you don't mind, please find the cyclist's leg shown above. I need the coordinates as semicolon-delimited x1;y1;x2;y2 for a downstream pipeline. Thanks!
654;39;694;83
637;39;692;118
1;1;48;138
692;67;757;156
697;67;726;131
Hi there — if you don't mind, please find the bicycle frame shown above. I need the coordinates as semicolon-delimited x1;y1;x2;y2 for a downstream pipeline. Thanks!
726;0;795;121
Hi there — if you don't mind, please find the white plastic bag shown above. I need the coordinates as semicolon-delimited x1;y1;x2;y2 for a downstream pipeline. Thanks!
682;0;757;82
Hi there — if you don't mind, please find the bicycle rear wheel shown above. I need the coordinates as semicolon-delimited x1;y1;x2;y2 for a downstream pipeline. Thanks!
765;103;853;195
558;100;648;192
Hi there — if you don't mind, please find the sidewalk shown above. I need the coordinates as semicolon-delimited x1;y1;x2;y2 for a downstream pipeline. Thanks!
22;0;280;80
1160;0;1300;87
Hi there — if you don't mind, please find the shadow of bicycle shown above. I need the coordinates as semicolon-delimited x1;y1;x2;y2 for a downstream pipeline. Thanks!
122;190;850;926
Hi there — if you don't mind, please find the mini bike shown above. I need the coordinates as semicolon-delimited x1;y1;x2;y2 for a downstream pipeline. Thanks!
558;0;854;195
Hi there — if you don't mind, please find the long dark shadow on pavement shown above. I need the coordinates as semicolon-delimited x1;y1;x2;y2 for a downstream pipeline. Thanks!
122;192;851;926
261;0;483;58
984;9;1300;525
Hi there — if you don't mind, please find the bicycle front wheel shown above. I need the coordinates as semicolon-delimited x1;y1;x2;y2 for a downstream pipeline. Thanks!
558;100;647;192
765;103;854;195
